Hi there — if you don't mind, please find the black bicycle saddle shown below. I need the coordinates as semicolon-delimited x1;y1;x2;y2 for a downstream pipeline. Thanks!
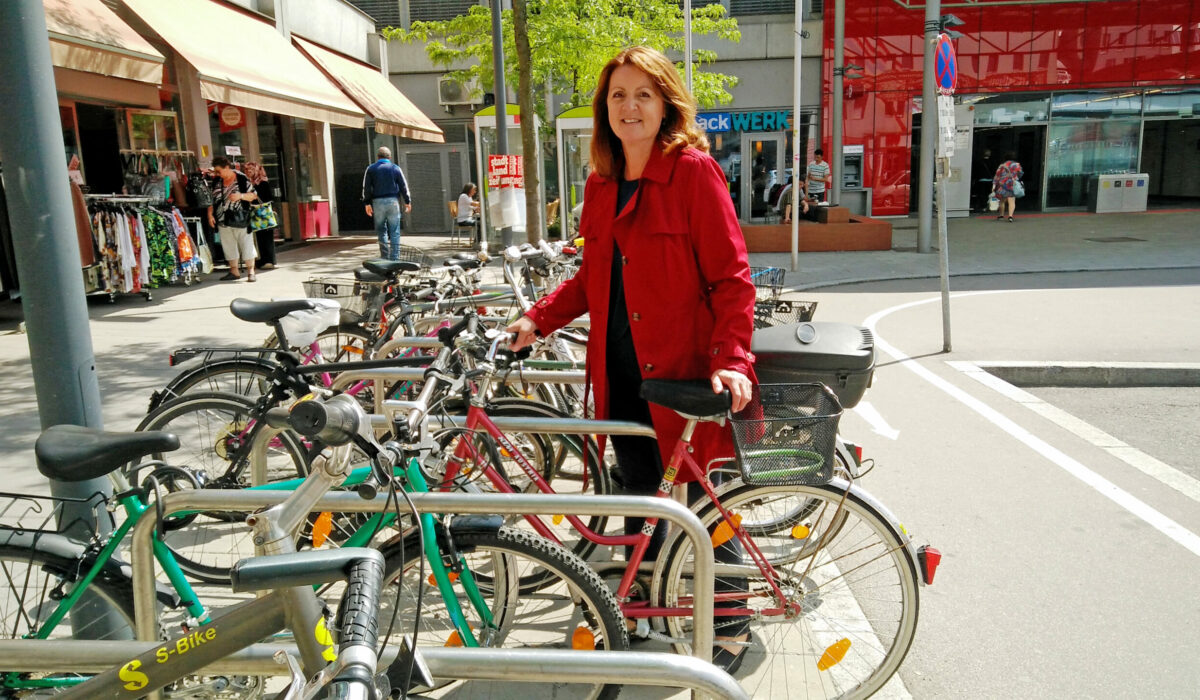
230;298;316;324
36;425;179;482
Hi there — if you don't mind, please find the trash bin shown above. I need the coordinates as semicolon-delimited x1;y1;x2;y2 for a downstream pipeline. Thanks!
1089;173;1149;213
839;187;872;217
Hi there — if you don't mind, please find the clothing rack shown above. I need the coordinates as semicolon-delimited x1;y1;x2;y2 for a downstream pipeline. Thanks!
83;195;205;301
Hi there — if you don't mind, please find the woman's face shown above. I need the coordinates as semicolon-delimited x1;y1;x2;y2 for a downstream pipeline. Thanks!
606;64;665;151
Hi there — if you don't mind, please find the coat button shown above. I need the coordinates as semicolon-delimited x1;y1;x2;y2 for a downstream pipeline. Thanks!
711;347;719;356
631;312;641;321
643;363;654;373
621;256;628;265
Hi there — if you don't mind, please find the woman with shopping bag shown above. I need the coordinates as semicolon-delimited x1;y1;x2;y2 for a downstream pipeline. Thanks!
992;153;1025;222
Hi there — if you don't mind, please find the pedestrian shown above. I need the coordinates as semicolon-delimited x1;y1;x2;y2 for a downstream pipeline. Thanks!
456;182;480;242
362;146;411;260
244;162;278;270
505;45;756;674
780;178;817;223
805;148;832;203
207;156;259;281
992;152;1024;222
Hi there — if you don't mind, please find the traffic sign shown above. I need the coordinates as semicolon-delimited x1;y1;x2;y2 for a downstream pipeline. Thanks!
935;33;957;95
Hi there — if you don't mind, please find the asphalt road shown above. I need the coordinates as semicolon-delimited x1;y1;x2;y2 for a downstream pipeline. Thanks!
799;268;1200;699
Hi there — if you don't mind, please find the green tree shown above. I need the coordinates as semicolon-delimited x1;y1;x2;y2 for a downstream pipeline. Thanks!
390;0;740;241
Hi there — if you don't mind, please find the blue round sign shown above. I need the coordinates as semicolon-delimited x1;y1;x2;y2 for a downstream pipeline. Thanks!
935;34;957;94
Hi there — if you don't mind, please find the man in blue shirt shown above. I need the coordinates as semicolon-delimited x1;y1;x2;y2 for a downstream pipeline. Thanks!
362;146;411;260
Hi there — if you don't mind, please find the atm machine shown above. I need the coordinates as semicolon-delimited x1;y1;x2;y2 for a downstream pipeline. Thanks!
840;145;871;216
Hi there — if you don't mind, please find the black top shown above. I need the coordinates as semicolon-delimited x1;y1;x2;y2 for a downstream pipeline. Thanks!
253;180;274;205
607;178;641;389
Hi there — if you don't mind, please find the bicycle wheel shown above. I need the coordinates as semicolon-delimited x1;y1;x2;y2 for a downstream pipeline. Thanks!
432;399;611;572
150;356;278;409
655;480;920;699
137;392;309;584
368;526;627;700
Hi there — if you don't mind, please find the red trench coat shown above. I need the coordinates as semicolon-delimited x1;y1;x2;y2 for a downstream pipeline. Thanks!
524;145;757;481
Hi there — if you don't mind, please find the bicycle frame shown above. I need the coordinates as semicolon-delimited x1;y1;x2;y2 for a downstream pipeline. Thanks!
444;404;796;623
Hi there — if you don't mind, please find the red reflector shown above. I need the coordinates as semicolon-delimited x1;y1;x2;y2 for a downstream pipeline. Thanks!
917;545;941;585
563;246;577;255
168;353;177;367
853;444;863;463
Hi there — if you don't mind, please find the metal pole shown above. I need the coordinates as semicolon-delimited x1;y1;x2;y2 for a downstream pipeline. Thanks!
490;0;514;248
790;0;803;271
831;0;845;207
917;0;940;253
936;156;952;351
684;0;693;92
0;0;125;640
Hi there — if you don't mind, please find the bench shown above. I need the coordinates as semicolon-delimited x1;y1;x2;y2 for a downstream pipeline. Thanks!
740;207;892;253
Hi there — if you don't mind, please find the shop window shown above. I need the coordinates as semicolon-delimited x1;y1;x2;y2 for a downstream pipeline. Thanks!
1050;91;1141;120
1045;119;1139;208
967;94;1050;125
126;110;180;151
1143;88;1200;119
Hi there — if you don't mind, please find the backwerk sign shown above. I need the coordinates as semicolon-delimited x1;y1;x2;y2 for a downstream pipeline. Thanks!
697;110;793;133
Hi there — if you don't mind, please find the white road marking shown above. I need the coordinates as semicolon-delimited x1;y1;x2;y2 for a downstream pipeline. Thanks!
852;401;900;440
950;360;1200;506
864;293;1200;559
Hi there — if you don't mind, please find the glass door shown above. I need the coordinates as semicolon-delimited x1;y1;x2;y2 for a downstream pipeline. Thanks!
740;132;786;222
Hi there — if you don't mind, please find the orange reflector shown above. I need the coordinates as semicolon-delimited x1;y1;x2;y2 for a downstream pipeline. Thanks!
341;345;364;355
571;626;596;650
311;512;333;548
445;630;465;647
791;524;811;540
552;515;564;525
428;572;460;585
711;514;742;548
817;638;851;671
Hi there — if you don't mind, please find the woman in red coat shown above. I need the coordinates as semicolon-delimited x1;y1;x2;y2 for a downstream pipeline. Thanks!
508;46;756;671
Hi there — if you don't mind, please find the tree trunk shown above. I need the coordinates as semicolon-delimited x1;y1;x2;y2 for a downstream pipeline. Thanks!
512;0;542;244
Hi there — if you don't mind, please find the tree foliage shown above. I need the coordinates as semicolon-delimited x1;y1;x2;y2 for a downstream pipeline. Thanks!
388;0;741;118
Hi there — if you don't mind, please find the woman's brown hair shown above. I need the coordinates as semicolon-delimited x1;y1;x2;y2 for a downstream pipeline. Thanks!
590;46;709;179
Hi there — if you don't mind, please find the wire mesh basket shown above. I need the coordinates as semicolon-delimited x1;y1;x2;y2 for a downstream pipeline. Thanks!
730;384;843;487
0;491;113;539
749;266;786;302
754;299;819;327
302;277;385;320
397;245;435;269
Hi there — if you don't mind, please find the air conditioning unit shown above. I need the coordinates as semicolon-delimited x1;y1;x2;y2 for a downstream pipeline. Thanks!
438;76;479;107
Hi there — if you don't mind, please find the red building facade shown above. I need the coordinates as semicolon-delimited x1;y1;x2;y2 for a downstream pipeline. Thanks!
824;0;1200;215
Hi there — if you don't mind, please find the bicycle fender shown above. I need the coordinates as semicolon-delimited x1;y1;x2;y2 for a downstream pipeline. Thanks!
0;528;182;607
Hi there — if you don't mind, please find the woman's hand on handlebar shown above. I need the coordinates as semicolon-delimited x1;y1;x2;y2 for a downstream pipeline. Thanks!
711;368;752;413
506;316;540;351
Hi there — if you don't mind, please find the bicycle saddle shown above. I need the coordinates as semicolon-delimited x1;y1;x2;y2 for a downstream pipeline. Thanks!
640;379;731;418
35;425;179;482
354;267;386;282
230;298;316;324
363;259;421;277
443;256;482;270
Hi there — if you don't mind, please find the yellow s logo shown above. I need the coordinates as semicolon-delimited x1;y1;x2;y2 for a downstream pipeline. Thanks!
119;659;149;691
315;618;336;662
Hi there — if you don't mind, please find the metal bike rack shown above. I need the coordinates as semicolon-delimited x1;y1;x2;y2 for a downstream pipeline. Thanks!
129;491;720;695
0;642;747;700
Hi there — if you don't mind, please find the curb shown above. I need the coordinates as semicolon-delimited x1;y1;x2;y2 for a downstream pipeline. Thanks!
972;361;1200;387
782;264;1200;292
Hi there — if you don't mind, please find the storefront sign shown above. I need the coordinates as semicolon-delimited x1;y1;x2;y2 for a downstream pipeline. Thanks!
697;110;792;133
218;104;245;133
487;154;524;189
224;145;242;156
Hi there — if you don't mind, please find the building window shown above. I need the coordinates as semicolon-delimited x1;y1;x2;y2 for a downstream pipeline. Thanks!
730;0;793;15
126;110;180;152
347;1;403;30
409;0;477;23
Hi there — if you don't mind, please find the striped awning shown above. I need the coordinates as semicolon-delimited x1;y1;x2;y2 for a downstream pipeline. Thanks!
43;0;164;85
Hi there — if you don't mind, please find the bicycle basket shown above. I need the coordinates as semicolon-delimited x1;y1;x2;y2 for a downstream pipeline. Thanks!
749;266;786;302
730;383;843;486
0;491;113;539
755;299;819;327
301;277;383;320
397;245;435;269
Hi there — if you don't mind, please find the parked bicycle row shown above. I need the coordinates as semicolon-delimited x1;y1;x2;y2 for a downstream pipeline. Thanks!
0;243;938;699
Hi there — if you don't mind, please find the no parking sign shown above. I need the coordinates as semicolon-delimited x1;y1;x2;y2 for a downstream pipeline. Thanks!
934;34;957;95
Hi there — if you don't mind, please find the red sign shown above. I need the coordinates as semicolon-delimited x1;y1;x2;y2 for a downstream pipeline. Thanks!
487;154;524;190
218;104;246;133
934;34;957;95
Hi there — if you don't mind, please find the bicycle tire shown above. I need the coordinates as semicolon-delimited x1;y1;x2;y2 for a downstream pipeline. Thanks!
432;398;611;577
136;391;310;584
367;526;627;700
150;356;279;409
654;480;920;699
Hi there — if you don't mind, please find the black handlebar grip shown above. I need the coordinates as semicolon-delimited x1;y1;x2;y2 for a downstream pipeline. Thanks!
337;555;384;652
437;314;473;345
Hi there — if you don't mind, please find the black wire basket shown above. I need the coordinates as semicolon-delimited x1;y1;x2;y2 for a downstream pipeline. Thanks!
0;491;113;539
749;266;786;302
754;299;819;327
730;383;843;487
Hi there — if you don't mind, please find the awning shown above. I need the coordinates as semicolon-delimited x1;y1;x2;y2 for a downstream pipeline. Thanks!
122;0;364;129
293;37;444;143
43;0;164;84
